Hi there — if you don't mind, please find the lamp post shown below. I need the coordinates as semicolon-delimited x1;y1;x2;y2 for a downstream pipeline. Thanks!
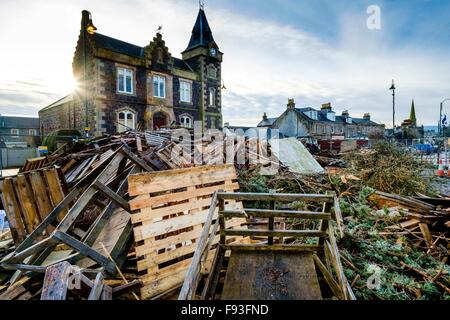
389;80;396;139
81;10;97;138
439;98;450;137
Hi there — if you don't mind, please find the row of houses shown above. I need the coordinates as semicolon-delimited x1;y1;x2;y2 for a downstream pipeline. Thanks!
225;99;385;141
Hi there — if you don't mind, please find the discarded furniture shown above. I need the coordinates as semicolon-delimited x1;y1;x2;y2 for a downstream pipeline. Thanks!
179;192;354;300
128;164;246;299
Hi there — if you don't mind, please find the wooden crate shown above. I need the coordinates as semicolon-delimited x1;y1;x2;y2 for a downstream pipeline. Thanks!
0;167;68;245
128;164;246;299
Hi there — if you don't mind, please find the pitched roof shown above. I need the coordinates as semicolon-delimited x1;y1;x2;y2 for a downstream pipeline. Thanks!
257;117;278;127
92;33;144;58
91;34;193;72
40;94;73;112
0;115;39;129
184;9;216;52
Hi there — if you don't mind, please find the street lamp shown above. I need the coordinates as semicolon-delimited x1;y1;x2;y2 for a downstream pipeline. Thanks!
389;79;396;138
82;10;97;138
439;98;450;137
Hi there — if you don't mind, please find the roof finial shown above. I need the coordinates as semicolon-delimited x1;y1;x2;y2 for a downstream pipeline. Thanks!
199;0;205;10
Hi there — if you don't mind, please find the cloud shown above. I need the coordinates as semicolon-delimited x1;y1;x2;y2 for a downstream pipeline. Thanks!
0;0;448;127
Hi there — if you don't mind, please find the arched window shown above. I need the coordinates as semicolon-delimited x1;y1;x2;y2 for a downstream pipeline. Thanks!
207;65;217;79
179;114;193;129
209;88;216;107
117;110;136;133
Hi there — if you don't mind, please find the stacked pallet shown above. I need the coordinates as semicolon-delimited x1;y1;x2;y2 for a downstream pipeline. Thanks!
0;167;68;245
128;164;246;299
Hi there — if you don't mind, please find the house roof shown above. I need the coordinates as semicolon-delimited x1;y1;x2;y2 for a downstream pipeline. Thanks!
0;115;39;129
40;94;73;112
257;117;278;127
92;33;144;58
91;33;193;73
184;9;217;52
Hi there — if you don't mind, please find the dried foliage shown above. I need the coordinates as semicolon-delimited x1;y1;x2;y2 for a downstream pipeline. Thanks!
342;143;433;196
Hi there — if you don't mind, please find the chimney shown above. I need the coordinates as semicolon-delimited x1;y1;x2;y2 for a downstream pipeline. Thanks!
342;110;349;117
287;98;295;109
363;113;370;120
262;112;268;121
321;102;332;111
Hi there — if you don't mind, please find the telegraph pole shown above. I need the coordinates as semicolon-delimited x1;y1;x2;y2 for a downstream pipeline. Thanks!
389;80;396;139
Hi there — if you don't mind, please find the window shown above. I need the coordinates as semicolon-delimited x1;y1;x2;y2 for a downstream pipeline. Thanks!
117;110;136;133
11;129;19;136
180;80;191;103
29;129;37;136
153;75;166;98
207;65;217;79
117;67;133;94
179;114;193;129
209;88;216;106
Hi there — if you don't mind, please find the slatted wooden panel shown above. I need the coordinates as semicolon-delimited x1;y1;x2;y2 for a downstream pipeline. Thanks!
0;167;68;245
128;164;246;299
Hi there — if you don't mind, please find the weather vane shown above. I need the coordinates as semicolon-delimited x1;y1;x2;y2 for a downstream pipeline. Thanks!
199;0;205;10
156;25;162;34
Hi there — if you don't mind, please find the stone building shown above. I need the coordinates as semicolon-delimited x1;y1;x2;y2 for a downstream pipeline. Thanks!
257;99;385;140
0;115;40;148
397;99;424;141
40;7;223;136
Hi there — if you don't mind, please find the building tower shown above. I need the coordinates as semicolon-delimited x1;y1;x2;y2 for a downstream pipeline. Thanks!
182;6;223;130
409;99;417;126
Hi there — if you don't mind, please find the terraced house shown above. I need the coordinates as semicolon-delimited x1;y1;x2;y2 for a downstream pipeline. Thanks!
257;99;385;140
39;7;223;136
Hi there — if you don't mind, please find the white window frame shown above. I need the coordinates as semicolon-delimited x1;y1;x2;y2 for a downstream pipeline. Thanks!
179;80;191;103
29;129;37;136
11;129;19;137
209;88;216;107
117;67;134;94
153;75;166;98
117;110;136;133
179;114;193;129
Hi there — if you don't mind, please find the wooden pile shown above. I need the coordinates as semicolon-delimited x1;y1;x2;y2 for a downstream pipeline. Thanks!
0;167;68;245
128;164;246;299
368;191;449;258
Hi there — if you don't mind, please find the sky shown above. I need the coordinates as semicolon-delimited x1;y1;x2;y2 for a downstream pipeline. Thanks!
0;0;449;127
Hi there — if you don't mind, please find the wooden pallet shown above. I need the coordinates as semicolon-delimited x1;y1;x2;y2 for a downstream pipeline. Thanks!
128;164;246;299
20;157;49;173
0;167;68;245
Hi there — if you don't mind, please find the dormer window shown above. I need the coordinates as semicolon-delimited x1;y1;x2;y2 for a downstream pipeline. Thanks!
326;112;336;122
304;110;318;120
346;117;352;124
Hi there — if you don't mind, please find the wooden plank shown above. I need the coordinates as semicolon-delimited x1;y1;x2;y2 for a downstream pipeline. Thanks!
93;180;131;212
43;168;68;222
29;171;53;221
222;244;322;252
217;192;334;203
222;229;327;238
53;231;116;274
128;164;236;196
13;187;82;253
15;174;41;233
120;147;153;172
1;178;26;245
133;208;213;241
312;253;344;299
130;182;239;210
88;272;104;300
220;208;331;219
101;284;113;300
40;261;72;300
131;197;213;224
221;251;322;300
